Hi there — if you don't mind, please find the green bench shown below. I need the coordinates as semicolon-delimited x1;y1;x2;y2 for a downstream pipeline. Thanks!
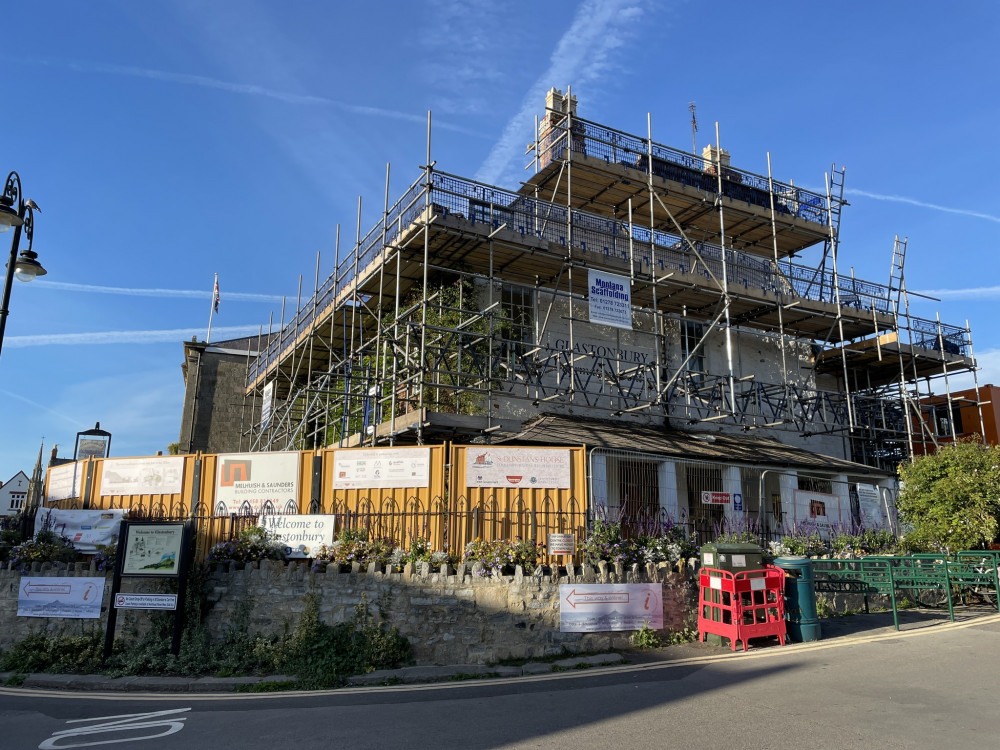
812;553;1000;631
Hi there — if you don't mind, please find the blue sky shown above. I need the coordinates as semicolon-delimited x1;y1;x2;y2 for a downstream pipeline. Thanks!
1;0;998;482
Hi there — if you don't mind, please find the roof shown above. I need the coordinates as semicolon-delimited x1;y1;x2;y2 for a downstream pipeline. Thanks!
500;414;890;477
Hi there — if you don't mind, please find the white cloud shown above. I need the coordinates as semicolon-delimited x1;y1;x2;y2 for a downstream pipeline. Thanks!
34;280;286;303
30;57;482;136
942;348;1000;392
4;325;263;348
475;0;647;186
844;188;1000;225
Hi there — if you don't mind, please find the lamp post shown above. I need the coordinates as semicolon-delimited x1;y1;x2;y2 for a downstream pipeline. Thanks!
0;171;46;360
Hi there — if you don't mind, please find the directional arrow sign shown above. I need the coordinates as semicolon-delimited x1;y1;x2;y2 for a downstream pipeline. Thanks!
559;583;663;632
564;589;630;609
22;582;73;597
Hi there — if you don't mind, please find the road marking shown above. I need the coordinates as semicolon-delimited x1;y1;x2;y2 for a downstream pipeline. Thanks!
4;612;998;704
38;708;190;748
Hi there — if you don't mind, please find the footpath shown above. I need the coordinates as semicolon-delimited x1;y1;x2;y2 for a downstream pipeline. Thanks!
4;606;997;694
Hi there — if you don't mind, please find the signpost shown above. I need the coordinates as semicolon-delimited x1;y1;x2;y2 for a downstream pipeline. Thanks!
103;520;193;662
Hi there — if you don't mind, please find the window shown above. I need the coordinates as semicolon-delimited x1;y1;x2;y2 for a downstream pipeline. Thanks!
10;492;25;511
931;403;964;437
613;459;661;533
686;464;723;543
500;285;534;367
682;321;706;385
797;475;833;494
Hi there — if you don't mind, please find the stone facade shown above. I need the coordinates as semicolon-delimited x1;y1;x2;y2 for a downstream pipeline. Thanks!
179;336;263;454
0;560;697;665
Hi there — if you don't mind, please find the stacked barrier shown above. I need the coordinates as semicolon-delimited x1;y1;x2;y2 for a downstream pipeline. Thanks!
698;566;787;652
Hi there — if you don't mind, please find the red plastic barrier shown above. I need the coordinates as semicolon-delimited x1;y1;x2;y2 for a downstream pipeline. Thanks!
698;566;787;652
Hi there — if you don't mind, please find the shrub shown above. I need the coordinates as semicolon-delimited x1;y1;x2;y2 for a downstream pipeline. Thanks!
0;631;104;674
311;528;397;572
463;538;539;576
8;530;79;572
206;526;286;566
278;593;411;688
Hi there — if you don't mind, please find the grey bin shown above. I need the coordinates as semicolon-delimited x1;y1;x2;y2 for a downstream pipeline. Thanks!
700;542;764;573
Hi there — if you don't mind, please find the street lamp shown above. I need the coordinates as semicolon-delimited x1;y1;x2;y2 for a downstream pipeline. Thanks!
0;171;46;359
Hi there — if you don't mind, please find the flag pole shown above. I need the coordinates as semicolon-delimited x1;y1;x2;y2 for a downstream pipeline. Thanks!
207;272;218;343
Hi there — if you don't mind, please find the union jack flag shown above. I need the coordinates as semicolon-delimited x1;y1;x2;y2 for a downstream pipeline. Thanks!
213;276;221;313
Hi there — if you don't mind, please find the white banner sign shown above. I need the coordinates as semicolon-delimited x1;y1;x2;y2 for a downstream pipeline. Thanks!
856;483;884;528
114;593;178;610
259;514;336;558
100;456;185;496
35;508;125;553
465;448;571;489
333;448;431;489
261;381;274;428
45;462;85;502
18;576;105;619
559;583;663;632
214;451;300;516
793;490;841;537
588;269;633;330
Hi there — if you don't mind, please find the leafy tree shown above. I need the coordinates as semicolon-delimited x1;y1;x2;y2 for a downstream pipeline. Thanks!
896;440;1000;551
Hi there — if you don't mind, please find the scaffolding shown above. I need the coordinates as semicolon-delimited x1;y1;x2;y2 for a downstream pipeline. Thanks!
241;90;981;475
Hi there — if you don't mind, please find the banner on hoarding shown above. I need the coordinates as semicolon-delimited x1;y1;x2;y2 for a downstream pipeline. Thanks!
855;483;884;528
588;269;633;330
18;576;105;619
214;451;300;516
559;583;663;632
259;514;336;558
465;448;571;489
333;448;431;489
99;456;184;496
35;508;125;553
45;462;85;502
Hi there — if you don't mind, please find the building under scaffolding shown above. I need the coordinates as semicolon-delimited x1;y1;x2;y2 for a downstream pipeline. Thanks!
232;89;985;538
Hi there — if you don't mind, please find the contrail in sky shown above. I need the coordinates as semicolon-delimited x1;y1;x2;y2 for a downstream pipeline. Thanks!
26;57;482;137
34;280;286;303
5;325;264;348
845;188;1000;224
914;285;1000;299
476;0;645;185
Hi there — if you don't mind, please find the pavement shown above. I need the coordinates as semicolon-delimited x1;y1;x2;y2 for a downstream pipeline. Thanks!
4;605;998;693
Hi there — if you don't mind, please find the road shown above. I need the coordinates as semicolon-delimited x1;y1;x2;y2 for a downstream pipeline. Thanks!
3;614;999;750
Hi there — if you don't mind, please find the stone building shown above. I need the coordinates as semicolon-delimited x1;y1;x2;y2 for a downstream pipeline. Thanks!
178;335;264;455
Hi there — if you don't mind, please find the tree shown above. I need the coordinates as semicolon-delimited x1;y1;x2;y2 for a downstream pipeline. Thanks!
896;440;1000;551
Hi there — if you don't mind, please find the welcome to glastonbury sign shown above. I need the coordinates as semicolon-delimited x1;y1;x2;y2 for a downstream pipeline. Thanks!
588;269;632;330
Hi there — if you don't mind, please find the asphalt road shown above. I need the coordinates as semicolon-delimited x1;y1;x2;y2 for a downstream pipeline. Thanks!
3;613;999;750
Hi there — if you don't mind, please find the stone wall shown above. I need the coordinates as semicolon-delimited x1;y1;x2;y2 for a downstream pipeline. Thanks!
0;561;697;665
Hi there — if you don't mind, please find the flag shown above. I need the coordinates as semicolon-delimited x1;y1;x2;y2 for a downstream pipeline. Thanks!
213;276;221;313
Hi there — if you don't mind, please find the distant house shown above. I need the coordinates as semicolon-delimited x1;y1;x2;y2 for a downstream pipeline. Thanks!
0;471;29;516
913;384;1000;455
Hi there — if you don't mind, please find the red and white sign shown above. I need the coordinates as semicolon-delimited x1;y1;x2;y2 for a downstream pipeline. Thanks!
701;491;731;505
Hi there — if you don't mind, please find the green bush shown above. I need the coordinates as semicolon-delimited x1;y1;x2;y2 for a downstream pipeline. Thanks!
206;526;286;566
8;530;80;572
0;631;104;674
463;538;540;576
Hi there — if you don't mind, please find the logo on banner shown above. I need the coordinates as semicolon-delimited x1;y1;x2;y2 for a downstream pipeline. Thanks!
220;459;252;487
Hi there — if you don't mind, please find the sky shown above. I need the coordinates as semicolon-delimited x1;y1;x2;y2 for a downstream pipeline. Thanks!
1;0;998;482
